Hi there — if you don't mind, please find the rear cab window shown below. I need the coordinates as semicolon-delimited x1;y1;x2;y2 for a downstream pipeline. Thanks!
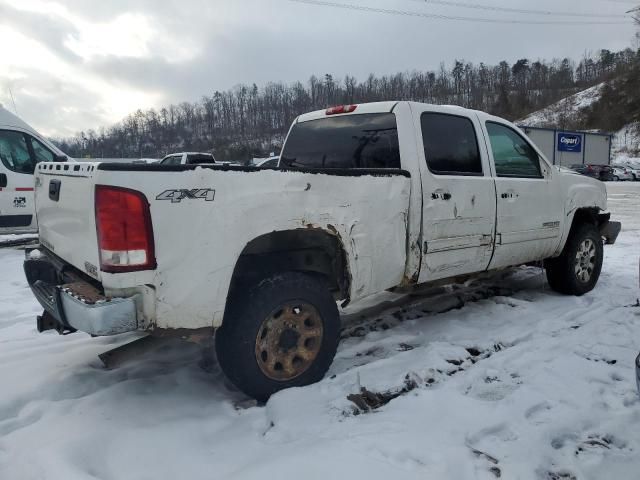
186;154;215;165
280;113;401;169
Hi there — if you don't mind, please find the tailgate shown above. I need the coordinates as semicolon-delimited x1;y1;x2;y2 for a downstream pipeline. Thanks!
35;162;102;280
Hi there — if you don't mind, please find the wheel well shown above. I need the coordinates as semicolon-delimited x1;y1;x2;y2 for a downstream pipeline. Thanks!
571;207;600;229
229;229;351;302
569;207;611;239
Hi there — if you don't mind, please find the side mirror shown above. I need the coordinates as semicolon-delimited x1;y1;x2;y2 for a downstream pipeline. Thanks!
0;173;7;188
54;154;68;162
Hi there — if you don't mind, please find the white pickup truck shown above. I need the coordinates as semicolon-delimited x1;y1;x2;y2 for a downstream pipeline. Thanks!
24;101;621;400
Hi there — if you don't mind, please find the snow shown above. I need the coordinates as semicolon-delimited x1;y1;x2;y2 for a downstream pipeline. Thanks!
1;184;640;480
0;234;38;248
612;123;640;166
520;84;604;128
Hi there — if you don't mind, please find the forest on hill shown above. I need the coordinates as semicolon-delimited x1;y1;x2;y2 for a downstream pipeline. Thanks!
55;47;640;162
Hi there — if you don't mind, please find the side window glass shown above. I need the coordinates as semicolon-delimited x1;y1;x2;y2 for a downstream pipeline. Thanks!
0;130;34;174
421;113;482;176
161;156;181;165
186;154;214;164
486;122;542;178
30;136;55;164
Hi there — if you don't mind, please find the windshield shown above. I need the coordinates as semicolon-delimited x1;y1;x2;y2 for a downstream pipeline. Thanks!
161;155;182;165
280;113;401;169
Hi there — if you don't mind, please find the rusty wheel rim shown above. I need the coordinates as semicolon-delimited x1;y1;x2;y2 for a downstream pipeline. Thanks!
255;302;324;381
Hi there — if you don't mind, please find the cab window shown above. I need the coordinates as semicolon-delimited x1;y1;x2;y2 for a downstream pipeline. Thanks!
486;122;542;178
280;113;401;169
29;136;55;163
421;113;482;176
0;130;34;174
161;155;182;165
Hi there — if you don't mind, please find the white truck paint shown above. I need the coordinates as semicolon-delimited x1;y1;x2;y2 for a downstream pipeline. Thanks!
0;106;68;234
25;101;621;399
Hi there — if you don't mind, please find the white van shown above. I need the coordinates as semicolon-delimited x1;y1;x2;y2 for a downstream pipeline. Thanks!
0;105;68;234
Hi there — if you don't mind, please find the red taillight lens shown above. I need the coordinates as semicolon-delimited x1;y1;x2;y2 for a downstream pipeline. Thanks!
95;185;156;273
326;105;357;115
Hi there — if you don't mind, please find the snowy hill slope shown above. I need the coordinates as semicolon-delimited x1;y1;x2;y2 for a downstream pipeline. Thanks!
520;82;640;162
519;83;604;129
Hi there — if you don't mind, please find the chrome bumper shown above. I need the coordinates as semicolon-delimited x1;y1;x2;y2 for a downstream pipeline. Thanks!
24;250;138;336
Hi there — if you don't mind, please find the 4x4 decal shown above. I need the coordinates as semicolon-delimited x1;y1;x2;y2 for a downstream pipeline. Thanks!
156;189;215;203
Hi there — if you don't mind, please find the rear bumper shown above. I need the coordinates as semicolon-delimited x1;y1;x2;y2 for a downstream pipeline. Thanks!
24;250;139;336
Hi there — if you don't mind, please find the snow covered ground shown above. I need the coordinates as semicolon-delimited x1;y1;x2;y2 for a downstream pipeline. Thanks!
1;184;639;480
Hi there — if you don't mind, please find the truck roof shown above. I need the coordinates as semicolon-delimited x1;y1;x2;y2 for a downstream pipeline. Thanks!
0;105;37;132
295;101;488;123
0;105;68;157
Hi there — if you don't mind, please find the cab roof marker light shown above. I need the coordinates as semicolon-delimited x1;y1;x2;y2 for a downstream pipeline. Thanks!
326;105;358;115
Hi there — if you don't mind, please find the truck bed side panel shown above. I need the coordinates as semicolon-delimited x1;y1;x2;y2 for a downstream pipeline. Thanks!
36;163;411;331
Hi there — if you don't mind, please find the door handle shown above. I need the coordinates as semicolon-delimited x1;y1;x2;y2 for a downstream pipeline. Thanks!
0;173;6;188
49;179;61;201
501;191;519;199
431;191;452;201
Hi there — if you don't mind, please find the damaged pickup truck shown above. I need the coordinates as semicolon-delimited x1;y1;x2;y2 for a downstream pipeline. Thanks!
24;101;621;400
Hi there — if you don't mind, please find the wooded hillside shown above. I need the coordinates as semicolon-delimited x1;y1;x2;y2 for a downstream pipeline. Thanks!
55;47;639;162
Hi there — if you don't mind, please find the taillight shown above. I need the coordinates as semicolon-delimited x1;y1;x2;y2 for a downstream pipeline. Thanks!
95;185;156;273
326;105;357;115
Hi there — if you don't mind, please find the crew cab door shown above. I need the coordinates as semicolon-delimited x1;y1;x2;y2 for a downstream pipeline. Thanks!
0;129;61;233
414;107;497;282
481;120;562;269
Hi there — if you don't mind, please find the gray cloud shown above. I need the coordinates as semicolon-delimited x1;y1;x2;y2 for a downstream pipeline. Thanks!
0;2;81;62
1;67;109;137
0;0;636;136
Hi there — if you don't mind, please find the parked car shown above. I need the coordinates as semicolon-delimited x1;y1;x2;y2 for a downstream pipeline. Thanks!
612;166;634;181
160;152;216;165
570;164;614;182
0;105;68;234
25;101;621;401
615;164;640;181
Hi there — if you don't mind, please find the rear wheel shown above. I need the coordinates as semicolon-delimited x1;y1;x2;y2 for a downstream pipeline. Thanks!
613;175;619;181
215;272;340;401
545;223;603;296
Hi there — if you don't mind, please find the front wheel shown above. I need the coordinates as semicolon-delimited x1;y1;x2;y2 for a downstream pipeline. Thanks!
545;223;603;296
215;272;340;401
613;176;620;181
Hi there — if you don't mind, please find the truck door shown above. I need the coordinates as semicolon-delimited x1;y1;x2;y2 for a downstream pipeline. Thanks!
0;130;55;233
414;107;497;282
481;121;562;269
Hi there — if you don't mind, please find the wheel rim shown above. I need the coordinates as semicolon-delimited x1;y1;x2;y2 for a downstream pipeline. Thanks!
255;302;324;381
574;238;596;283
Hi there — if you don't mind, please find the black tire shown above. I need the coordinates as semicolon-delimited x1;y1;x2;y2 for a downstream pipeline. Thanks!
613;176;619;182
215;272;340;401
545;223;603;296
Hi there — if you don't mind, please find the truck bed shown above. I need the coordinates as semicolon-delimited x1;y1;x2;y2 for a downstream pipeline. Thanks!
34;162;413;330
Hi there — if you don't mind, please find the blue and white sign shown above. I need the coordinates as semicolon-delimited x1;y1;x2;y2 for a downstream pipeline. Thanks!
557;133;582;153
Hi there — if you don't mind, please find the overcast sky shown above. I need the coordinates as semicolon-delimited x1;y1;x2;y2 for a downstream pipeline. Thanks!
0;0;637;137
